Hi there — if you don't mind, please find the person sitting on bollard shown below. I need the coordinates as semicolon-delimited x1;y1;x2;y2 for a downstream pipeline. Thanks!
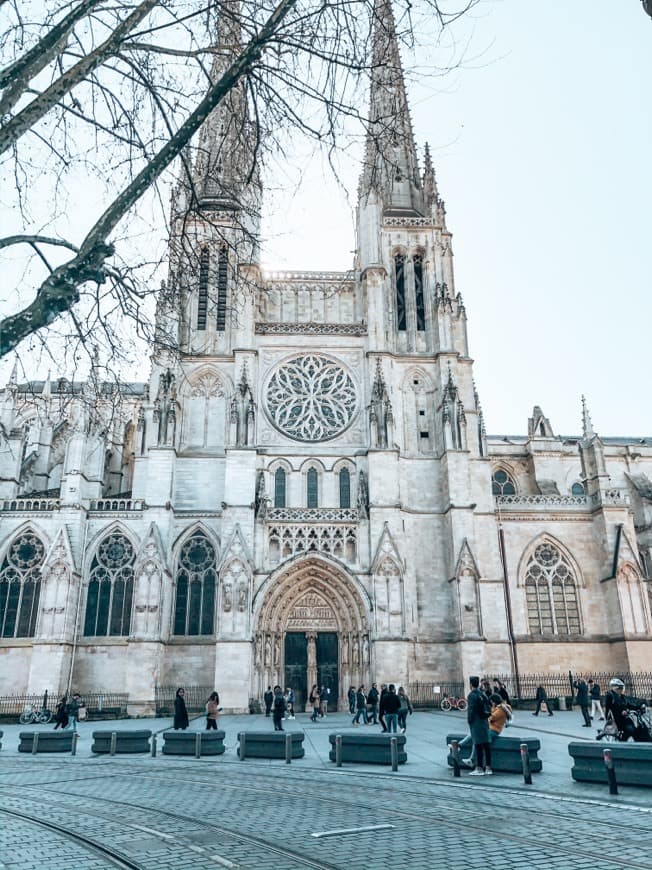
310;687;321;722
352;686;368;725
263;686;274;718
458;694;511;768
397;686;413;733
272;686;286;731
533;684;553;717
206;691;219;730
174;687;189;730
383;684;401;733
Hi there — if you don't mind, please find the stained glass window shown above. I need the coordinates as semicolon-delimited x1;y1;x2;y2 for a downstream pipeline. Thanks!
492;469;516;496
524;541;581;636
395;254;406;331
274;468;286;508
339;468;351;509
197;247;209;330
84;531;135;637
0;531;44;638
173;532;216;636
307;468;318;508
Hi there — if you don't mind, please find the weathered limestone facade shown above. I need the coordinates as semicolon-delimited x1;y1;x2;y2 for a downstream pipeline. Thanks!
1;1;651;711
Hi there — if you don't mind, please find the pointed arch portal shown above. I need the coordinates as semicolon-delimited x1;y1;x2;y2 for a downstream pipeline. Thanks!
253;556;370;710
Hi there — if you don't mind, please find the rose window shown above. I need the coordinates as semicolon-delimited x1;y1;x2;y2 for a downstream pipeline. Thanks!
266;355;356;442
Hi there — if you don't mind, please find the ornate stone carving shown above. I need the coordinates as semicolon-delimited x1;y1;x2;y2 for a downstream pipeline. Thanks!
265;355;356;442
256;322;366;336
268;523;357;564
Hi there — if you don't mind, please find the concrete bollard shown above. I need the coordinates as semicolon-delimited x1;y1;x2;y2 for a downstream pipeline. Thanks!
390;736;398;772
195;732;201;759
240;733;246;761
110;731;117;756
520;743;533;785
71;733;78;756
335;734;342;767
603;748;618;795
285;733;292;764
450;740;461;778
31;733;39;755
151;734;157;758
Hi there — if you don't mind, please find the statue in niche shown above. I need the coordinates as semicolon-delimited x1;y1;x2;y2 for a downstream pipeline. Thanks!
341;635;349;665
255;634;262;664
237;583;247;612
264;636;271;666
307;633;316;671
273;637;280;667
362;635;369;664
153;368;177;446
223;583;232;612
352;638;360;667
357;471;369;518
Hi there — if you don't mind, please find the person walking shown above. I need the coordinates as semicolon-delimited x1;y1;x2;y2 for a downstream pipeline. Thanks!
533;685;553;716
573;678;592;727
320;686;330;716
383;684;401;733
310;687;321;722
206;691;219;730
397;686;413;733
263;686;274;717
65;693;82;732
367;683;379;725
174;687;189;730
53;696;69;730
272;686;286;731
466;676;492;776
352;686;368;725
347;686;356;715
589;679;605;721
285;687;295;720
378;684;388;732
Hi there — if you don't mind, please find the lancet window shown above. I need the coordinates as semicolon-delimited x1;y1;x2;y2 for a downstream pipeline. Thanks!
0;530;44;638
274;468;287;508
394;254;406;331
524;542;581;636
492;469;516;496
571;482;585;497
173;532;217;636
414;254;425;331
307;468;319;508
84;532;135;637
339;468;351;509
197;247;209;330
216;244;228;331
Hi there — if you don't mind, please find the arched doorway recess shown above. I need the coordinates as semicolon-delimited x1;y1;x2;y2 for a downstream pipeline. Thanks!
252;555;370;710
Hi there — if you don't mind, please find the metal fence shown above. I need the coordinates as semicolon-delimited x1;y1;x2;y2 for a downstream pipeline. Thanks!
407;681;466;709
485;671;652;703
0;692;128;718
155;685;214;715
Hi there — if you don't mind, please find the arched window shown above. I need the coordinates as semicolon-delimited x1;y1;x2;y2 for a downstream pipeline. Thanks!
216;244;228;331
339;468;351;509
413;254;425;331
0;530;44;637
197;247;209;330
524;541;580;636
173;532;216;636
492;469;516;496
307;468;318;508
274;468;286;508
394;254;406;331
84;531;135;637
571;482;585;497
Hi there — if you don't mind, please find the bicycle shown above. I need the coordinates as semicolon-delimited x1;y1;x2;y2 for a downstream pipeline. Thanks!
19;705;53;725
440;694;467;712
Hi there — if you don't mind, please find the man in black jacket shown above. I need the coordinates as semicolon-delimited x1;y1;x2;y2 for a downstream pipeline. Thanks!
367;683;379;725
263;686;274;717
378;684;388;732
573;679;592;726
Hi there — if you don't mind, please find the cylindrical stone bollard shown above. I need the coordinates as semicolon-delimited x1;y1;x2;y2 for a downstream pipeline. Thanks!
32;733;39;755
151;734;157;757
603;748;618;795
285;733;292;764
390;736;398;772
71;732;78;756
110;731;117;756
195;732;201;759
450;740;461;778
335;734;342;767
520;743;532;785
240;733;246;761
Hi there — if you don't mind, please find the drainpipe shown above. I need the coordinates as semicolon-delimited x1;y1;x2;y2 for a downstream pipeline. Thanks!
498;524;521;700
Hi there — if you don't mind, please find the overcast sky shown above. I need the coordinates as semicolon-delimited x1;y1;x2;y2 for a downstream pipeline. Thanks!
261;0;652;438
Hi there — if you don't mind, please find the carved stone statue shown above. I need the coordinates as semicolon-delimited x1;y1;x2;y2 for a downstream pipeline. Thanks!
223;583;232;612
238;583;247;612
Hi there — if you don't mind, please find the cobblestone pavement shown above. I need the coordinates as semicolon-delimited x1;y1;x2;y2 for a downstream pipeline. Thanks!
1;711;651;870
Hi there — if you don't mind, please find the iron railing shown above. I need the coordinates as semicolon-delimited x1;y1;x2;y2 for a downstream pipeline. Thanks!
487;671;652;703
0;692;128;718
407;681;466;709
155;685;214;715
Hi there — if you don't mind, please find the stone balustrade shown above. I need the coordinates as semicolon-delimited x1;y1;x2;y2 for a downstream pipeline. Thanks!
1;498;60;512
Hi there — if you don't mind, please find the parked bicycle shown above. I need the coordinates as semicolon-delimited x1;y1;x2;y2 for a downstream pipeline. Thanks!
19;705;53;725
440;693;467;712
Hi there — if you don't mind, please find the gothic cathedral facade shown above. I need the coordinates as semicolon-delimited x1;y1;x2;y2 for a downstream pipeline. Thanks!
1;1;651;711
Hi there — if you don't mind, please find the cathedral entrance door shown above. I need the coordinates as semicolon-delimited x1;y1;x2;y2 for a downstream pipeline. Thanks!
284;632;307;710
316;632;338;711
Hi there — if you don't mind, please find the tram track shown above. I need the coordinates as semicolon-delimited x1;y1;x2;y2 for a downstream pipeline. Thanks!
4;762;651;869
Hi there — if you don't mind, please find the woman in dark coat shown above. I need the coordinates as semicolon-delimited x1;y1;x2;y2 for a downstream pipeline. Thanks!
53;696;68;730
174;687;189;730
